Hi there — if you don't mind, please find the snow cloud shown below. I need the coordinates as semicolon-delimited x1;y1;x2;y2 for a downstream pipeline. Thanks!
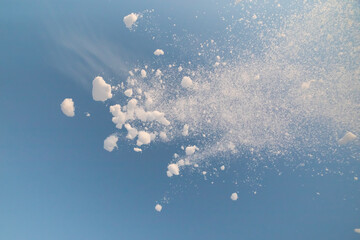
60;98;75;117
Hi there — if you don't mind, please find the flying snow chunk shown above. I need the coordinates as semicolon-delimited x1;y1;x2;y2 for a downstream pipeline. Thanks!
354;229;360;234
134;147;142;152
182;124;189;136
60;98;75;117
104;135;118;152
155;204;162;212
137;131;151;146
124;123;138;140
167;163;180;177
338;132;357;145
92;76;112;102
185;145;198;156
154;49;164;56
124;89;133;97
181;76;193;88
220;165;225;171
110;104;126;129
141;69;147;78
159;131;168;141
123;13;139;29
230;193;238;201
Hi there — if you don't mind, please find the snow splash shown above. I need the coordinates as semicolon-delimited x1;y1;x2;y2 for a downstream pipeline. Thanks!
104;0;359;176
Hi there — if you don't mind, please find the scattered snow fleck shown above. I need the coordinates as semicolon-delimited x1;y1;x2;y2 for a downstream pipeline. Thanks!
92;76;112;102
85;112;91;117
230;192;238;201
154;49;165;56
155;204;162;212
60;98;75;117
104;135;118;152
178;66;183;72
354;229;360;234
220;165;225;171
354;177;358;181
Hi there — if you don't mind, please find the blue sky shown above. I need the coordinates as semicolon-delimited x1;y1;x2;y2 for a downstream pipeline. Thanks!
1;0;360;239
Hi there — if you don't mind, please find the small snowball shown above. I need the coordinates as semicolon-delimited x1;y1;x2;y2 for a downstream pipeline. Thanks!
220;165;225;171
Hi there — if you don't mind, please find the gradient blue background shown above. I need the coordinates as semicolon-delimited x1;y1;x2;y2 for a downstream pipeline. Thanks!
1;0;359;239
